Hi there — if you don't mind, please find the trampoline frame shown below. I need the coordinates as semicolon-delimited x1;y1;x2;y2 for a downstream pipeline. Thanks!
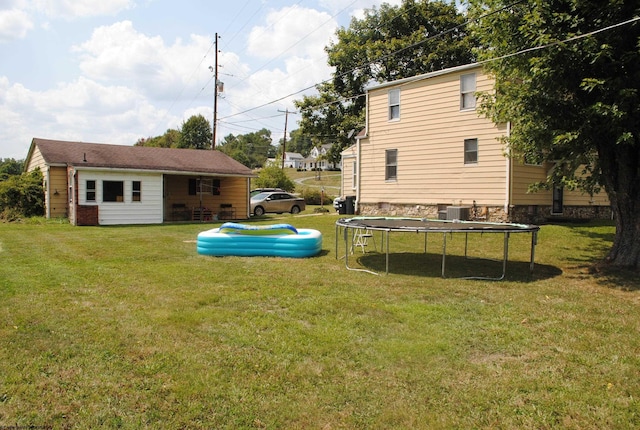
335;217;540;280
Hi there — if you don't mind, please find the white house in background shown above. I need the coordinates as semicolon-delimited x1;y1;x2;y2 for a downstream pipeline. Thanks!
265;152;304;169
302;144;341;171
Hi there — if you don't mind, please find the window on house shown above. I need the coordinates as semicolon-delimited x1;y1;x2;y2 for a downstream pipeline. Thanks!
464;139;478;164
460;73;476;110
552;185;564;214
388;89;400;120
352;161;357;189
86;180;96;202
132;181;141;202
103;181;124;202
385;149;398;181
189;178;221;195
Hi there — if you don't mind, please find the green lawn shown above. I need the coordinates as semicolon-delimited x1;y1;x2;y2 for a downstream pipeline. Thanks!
1;215;639;429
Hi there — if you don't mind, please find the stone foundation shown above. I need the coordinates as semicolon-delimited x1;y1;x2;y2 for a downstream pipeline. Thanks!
358;202;611;224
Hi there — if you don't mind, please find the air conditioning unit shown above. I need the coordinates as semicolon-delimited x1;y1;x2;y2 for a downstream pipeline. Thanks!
446;206;470;221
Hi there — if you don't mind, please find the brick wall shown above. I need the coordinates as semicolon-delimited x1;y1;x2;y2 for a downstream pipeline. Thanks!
76;205;99;226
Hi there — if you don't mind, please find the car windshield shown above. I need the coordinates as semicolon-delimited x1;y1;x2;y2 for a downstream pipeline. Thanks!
251;192;271;201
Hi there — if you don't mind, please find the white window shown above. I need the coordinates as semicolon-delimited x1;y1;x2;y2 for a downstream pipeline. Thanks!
464;139;478;164
86;180;96;202
388;89;400;120
385;149;398;181
132;181;141;202
460;73;476;110
351;161;357;190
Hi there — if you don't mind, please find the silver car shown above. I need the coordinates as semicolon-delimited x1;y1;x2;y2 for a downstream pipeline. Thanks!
250;191;306;216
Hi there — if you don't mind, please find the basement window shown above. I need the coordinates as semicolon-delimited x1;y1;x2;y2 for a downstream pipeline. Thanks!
103;181;124;202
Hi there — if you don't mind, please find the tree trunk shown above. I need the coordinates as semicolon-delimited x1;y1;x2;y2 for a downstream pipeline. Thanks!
599;142;640;271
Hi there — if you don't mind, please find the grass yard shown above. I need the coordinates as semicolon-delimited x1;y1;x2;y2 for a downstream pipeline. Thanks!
1;214;639;429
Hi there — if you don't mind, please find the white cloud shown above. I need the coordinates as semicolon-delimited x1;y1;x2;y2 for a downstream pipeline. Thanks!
0;75;175;158
0;8;33;42
247;6;335;60
32;0;134;19
73;21;219;102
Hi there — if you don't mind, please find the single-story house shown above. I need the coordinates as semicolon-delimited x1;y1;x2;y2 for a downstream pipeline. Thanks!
342;63;611;223
25;138;255;225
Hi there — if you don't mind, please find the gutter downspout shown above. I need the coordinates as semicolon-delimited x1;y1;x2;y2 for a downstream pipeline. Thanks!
505;121;512;218
356;91;369;214
46;167;51;219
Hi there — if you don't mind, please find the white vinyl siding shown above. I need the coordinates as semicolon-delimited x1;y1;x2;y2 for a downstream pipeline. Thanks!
78;170;163;225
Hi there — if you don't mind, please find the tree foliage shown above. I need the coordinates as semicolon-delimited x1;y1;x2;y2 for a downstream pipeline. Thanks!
468;0;640;270
217;129;276;169
0;168;45;221
279;128;314;157
135;129;181;148
0;158;24;181
296;0;476;161
252;165;295;192
178;114;213;149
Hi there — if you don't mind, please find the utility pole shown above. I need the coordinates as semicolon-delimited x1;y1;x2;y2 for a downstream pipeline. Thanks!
278;109;296;169
212;33;220;150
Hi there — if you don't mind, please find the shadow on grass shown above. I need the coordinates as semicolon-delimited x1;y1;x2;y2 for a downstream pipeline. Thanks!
351;252;562;282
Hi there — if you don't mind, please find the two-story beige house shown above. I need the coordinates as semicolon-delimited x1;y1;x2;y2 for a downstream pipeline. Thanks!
341;63;610;223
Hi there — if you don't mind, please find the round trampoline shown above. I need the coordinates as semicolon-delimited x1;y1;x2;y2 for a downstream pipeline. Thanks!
335;217;540;280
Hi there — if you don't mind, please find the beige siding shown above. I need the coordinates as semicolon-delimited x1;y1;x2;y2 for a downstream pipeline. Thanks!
511;162;609;206
48;166;69;218
26;146;46;172
361;67;508;207
164;175;249;220
340;145;357;197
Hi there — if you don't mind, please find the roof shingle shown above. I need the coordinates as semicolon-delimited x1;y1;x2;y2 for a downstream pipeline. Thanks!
31;138;254;177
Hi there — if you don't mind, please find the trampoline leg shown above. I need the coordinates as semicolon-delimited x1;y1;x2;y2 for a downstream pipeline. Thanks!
500;232;510;280
385;230;390;275
441;233;447;278
530;231;538;273
464;233;469;259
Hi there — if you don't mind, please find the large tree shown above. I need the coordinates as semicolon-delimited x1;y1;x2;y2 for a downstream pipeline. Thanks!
296;0;477;159
468;0;640;270
217;129;275;169
177;114;213;150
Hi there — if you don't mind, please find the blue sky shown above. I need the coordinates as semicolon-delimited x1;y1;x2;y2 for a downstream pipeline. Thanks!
0;0;402;159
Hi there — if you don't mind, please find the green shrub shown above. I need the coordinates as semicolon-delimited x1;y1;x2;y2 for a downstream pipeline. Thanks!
253;165;295;192
299;187;335;205
0;169;45;220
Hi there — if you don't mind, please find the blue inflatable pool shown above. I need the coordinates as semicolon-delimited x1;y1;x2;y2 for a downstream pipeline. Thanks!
197;223;322;258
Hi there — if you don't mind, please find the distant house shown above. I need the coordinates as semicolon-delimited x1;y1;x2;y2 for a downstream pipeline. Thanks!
283;152;304;169
25;138;255;225
342;63;610;223
302;144;341;171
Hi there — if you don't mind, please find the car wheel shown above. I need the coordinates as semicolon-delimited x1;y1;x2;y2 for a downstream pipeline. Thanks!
290;205;301;214
254;206;265;217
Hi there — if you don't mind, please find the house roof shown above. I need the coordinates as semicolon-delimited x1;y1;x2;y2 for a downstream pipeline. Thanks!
365;62;482;92
28;138;255;177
